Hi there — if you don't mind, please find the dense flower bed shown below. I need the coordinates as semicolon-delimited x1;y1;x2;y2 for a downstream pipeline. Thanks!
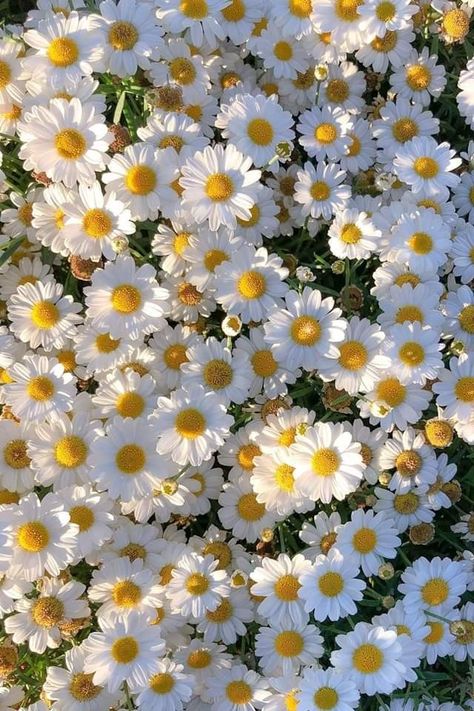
0;0;473;709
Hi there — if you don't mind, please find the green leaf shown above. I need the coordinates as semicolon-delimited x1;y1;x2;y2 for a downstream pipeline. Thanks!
113;90;127;124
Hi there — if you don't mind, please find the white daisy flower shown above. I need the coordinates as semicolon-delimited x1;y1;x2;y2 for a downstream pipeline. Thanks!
31;183;74;257
148;323;198;393
217;420;264;480
175;639;231;692
58;484;115;562
312;0;365;52
150;37;211;103
92;369;157;421
299;510;342;559
131;658;194;711
358;0;417;38
255;619;323;676
450;223;474;284
138;111;209;158
377;282;444;330
156;0;229;46
218;474;277;543
339;118;377;174
220;0;266;44
294;161;351;220
358;374;432;432
443;284;474;349
257;28;308;79
389;208;452;275
74;324;134;376
0;419;36;493
384;322;444;386
379;426;437;493
166;553;229;619
297;105;350;161
0;41;25;106
197;586;254;644
433;354;474;423
0;256;53;302
205;664;270;711
389;47;446;105
373;98;439;160
250;553;312;626
1;188;42;242
422;608;456;665
298;666;360;711
373;486;435;532
400;555;468;614
335;508;401;576
251;449;312;517
317;60;366;113
393;136;461;200
328;208;381;260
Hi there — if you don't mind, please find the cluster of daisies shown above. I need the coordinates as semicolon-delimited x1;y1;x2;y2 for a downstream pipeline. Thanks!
0;0;473;708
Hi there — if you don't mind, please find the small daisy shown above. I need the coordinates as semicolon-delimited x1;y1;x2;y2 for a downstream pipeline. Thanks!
298;666;360;711
167;553;229;619
138;111;209;158
218;474;277;543
0;419;36;493
58;484;115;562
197;586;254;644
373;98;439;160
393;136;461;200
131;658;194;711
31;183;74;257
389;47;446;105
312;0;365;52
0;256;53;302
399;556;468;613
149;323;198;393
389;209;452;275
294;161;351;220
443;284;474;349
74;324;133;376
374;487;435;535
297;105;351;161
250;553;311;626
379;426;437;493
328;209;381;260
335;508;401;577
299;510;342;559
1;188;42;242
358;0;418;38
251;449;312;517
255;619;323;676
205;664;270;711
432;355;474;423
377;282;444;330
357;375;432;432
92;369;157;421
156;0;229;46
257;27;308;79
384;322;444;386
151;37;211;103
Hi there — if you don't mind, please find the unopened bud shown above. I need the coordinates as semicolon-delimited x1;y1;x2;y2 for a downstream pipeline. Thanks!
409;522;435;545
260;528;274;543
332;259;345;275
378;563;395;580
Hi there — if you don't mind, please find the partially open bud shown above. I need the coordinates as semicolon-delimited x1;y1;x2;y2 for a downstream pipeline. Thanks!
378;563;395;580
409;522;435;545
424;418;454;448
69;256;101;281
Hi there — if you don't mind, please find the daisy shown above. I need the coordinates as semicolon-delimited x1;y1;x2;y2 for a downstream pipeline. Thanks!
138;111;209;158
330;622;407;696
205;664;270;711
297;105;350;161
149;323;198;393
155;0;229;47
432;355;474;423
373;486;435;532
74;324;134;376
183;228;241;291
317;61;366;113
380;427;437;495
0;41;25;107
422;609;456;665
150;221;198;277
0;575;31;619
43;644;121;711
312;0;365;51
187;461;224;516
358;0;417;38
179;144;261;232
299;548;365;621
166;553;229;619
176;639;231;692
377;282;444;330
58;484;115;562
293;161;351;220
335;508;401;576
131;658;194;711
250;553;311;626
0;492;77;582
451;513;474;543
82;612;165;693
220;0;266;44
393;136;461;200
214;245;288;324
155;383;234;467
92;369;157;421
257;27;308;79
234;184;279;246
450;223;474;284
357;375;432;432
299;510;342;559
0;256;53;302
1;188;42;242
373;99;439;160
450;601;474;662
5;576;89;653
298;667;360;711
399;556;468;613
24;73;106;114
255;619;323;676
290;422;363;503
196;586;254;644
426;453;457;511
2;354;76;422
84;255;169;340
443;285;474;349
102;143;178;221
150;38;211;104
218;474;277;543
389;209;452;275
162;274;216;324
251;450;312;516
8;280;82;352
216;93;294;168
339;118;378;174
384;322;444;386
263;286;347;372
372;600;428;677
18;98;111;188
452;171;474;223
217;420;263;480
31;183;74;256
389;47;446;105
0;419;35;493
329;208;381;260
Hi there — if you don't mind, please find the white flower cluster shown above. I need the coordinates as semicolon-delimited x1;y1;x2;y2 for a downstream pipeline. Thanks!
0;0;473;709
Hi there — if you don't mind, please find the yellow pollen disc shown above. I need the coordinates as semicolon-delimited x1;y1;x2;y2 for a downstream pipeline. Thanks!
424;621;444;644
0;60;11;89
111;636;139;663
318;571;344;596
69;673;101;701
252;16;268;36
305;179;330;205
320;531;337;555
274;41;293;61
247;118;274;146
220;70;241;89
112;580;142;607
392;117;418;143
69;505;94;532
115;444;146;474
406;64;431;91
294;67;316;90
31;300;60;329
352;527;377;553
150;672;175;694
340;223;361;244
280;176;296;196
222;0;246;21
285;691;299;711
116;392;145;419
18;203;33;226
47;37;79;67
172;232;190;255
203;248;227;272
352;644;384;673
202;541;232;569
57;350;76;372
54;208;65;229
180;0;208;19
275;630;304;657
289;0;312;16
338;340;368;370
394;273;420;287
326;79;349;103
160;564;174;585
279;427;297;447
455;376;474;403
4;439;30;469
291;315;321;346
31;597;64;628
203;359;233;390
17;521;50;552
164;344;188;370
169;57;197;85
83;209;112;239
108;21;138;50
96;333;120;353
395;305;423;324
175;408;206;439
55;129;86;160
335;0;361;21
237;270;267;299
274;573;300;601
312;448;339;477
251;349;277;377
315;122;337;144
237;493;266;521
442;8;470;39
395;449;422;477
413;157;438;180
459;304;474;334
347;134;361;156
395;623;410;636
376;0;395;20
55;435;88;469
424;420;453;448
178;282;202;305
111;284;142;314
421;577;449;606
226;681;253;705
18;275;37;287
360;443;373;466
159;135;184;152
393;492;419;514
187;649;212;669
399;341;424;366
27;375;54;401
186;572;209;595
408;231;433;254
205;173;234;201
206;597;233;622
237;443;261;470
125;165;156;195
275;463;295;492
376;378;406;407
313;687;339;710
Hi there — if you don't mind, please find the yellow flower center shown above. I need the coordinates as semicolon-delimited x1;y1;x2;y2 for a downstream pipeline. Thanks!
274;41;293;60
178;282;202;305
406;64;431;91
27;375;55;401
55;129;86;159
125;165;156;195
120;543;146;561
112;580;142;607
326;79;349;103
18;203;33;226
247;118;274;146
0;60;11;89
108;21;138;50
251;349;278;377
186;572;209;595
459;304;474;334
96;333;120;353
222;0;246;20
396;449;422;477
207;597;233;622
115;444;146;474
335;0;361;21
408;231;433;255
175;408;206;438
315;122;337;144
393;492;419;514
202;249;227;273
392;117;418;143
274;573;300;601
376;378;406;407
111;636;139;663
289;0;312;16
159;135;185;152
424;621;444;644
55;435;88;469
313;688;339;710
320;531;337;554
413;156;438;179
398;341;424;367
171;232;190;256
169;57;197;85
31;597;64;628
312;448;339;477
421;577;449;606
442;8;470;39
17;521;50;552
291;315;321;346
226;681;253;705
318;571;344;596
82;209;112;239
202;541;232;569
203;359;233;390
237;270;267;299
47;37;79;67
180;0;208;19
57;350;76;372
352;644;384;673
340;224;362;244
394;273;420;287
187;648;212;669
395;305;423;324
275;463;295;492
237;443;261;470
360;443;373;466
31;300;60;329
285;691;299;711
274;630;304;657
347;133;361;156
3;439;30;469
69;673;101;701
116;392;145;419
164;344;188;370
69;505;95;532
205;173;234;201
111;284;142;314
150;672;175;694
376;0;395;20
310;181;330;201
455;376;474;403
237;493;266;521
338;340;368;370
352;527;377;553
425;420;453;448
